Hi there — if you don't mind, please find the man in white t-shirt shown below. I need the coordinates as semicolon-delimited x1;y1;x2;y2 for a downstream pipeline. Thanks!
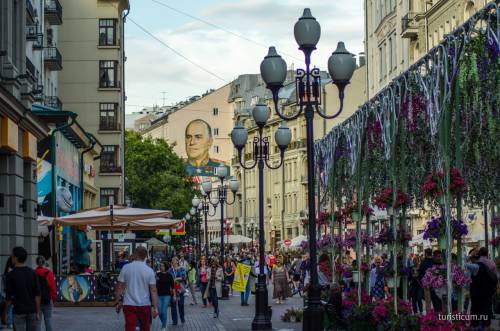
115;246;158;331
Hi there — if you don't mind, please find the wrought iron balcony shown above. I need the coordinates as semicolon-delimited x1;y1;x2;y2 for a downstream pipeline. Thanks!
44;47;62;70
44;96;63;110
26;0;37;24
26;24;43;49
99;120;119;131
45;0;62;25
100;164;122;174
32;85;43;100
26;57;36;81
401;12;419;39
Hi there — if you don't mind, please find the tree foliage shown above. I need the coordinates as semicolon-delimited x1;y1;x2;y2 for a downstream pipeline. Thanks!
125;131;198;218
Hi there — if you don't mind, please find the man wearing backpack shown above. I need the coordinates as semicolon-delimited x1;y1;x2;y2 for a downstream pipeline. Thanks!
466;247;498;328
34;256;56;331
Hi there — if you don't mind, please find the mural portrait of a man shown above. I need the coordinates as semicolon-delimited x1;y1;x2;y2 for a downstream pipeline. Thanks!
185;119;223;176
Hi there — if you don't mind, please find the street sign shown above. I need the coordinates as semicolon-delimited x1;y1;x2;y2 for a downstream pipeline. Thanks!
284;239;291;246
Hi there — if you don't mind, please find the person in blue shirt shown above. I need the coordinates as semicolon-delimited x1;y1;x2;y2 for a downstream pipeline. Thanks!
168;257;187;325
74;227;92;273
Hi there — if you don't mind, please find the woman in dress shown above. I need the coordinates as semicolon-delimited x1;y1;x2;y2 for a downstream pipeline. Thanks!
198;256;209;308
205;257;223;318
369;256;385;300
223;256;236;296
272;258;291;304
157;261;175;331
67;276;83;302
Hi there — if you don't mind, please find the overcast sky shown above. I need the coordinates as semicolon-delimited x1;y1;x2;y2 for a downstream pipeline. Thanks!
125;0;365;113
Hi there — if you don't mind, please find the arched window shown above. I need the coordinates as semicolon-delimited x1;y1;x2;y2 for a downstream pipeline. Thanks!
464;1;476;20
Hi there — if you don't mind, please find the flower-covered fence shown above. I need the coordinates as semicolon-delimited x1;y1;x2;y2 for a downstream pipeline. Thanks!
314;0;500;314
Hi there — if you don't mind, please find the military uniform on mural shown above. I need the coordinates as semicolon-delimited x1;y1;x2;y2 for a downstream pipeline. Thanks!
184;119;229;177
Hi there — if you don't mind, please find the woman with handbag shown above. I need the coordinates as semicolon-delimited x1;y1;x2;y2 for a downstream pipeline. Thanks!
168;257;187;325
205;257;223;318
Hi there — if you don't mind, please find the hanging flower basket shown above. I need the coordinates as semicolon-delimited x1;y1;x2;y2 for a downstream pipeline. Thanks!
422;168;466;201
423;216;468;241
421;264;470;290
375;228;395;245
490;236;500;248
373;188;411;210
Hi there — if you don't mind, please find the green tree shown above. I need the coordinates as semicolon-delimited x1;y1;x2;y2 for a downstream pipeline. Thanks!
124;131;198;218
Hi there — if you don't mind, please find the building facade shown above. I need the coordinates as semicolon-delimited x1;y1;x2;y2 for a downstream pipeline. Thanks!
59;0;129;206
231;66;367;251
0;0;50;269
365;0;487;99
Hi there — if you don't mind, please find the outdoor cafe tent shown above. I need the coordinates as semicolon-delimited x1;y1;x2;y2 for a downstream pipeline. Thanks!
89;218;180;231
210;234;252;244
54;205;172;226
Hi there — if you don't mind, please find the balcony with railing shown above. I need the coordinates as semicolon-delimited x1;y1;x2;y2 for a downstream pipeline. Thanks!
26;24;43;49
45;0;62;25
100;163;122;174
401;12;419;39
32;85;43;100
26;0;36;24
44;47;62;70
26;57;36;81
44;96;62;110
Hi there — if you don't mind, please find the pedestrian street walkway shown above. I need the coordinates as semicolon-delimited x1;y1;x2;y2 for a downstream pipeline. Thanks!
51;285;303;331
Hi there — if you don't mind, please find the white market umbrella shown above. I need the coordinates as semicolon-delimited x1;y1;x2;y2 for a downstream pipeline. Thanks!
211;234;252;244
90;217;180;231
37;215;54;237
54;205;172;226
289;235;308;248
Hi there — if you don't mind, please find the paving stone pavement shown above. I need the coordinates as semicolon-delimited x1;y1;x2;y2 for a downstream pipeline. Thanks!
51;285;303;331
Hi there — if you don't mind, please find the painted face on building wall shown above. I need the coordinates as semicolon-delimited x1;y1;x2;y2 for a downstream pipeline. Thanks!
185;119;213;166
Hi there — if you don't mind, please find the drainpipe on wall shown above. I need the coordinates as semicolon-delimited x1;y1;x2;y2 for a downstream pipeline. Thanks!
80;134;96;209
364;0;369;100
120;7;130;204
50;113;76;274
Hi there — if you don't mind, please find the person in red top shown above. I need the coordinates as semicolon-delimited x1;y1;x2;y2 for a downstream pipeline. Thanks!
35;256;56;331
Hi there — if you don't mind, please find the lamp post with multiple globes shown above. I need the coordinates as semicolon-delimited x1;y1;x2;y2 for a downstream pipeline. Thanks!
200;166;239;298
231;103;291;330
258;8;356;330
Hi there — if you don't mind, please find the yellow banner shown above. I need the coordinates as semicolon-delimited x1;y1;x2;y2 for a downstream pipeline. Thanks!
232;262;251;292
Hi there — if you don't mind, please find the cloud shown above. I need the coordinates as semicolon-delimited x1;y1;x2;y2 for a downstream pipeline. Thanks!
125;0;364;113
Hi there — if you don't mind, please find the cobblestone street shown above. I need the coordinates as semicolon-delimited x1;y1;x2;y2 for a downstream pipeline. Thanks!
51;288;303;331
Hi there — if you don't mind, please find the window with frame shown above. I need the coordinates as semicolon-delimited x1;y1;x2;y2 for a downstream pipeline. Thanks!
99;60;118;88
100;145;119;172
213;128;219;136
213;107;219;116
99;103;118;130
214;145;220;153
100;188;118;206
99;19;117;46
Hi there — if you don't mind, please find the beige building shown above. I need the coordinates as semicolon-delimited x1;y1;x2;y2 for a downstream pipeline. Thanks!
141;84;235;246
365;0;487;98
142;85;233;163
59;0;129;206
231;66;367;250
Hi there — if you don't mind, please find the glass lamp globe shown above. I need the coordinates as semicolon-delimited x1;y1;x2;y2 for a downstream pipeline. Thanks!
275;121;292;149
231;123;248;149
294;8;321;50
260;47;287;88
328;42;356;84
252;103;270;127
229;177;240;192
217;165;228;179
202;179;212;194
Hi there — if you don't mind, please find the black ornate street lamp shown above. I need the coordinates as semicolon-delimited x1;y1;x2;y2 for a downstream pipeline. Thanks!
189;206;201;261
231;103;291;330
247;220;257;248
200;168;239;299
191;194;213;258
260;8;356;330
